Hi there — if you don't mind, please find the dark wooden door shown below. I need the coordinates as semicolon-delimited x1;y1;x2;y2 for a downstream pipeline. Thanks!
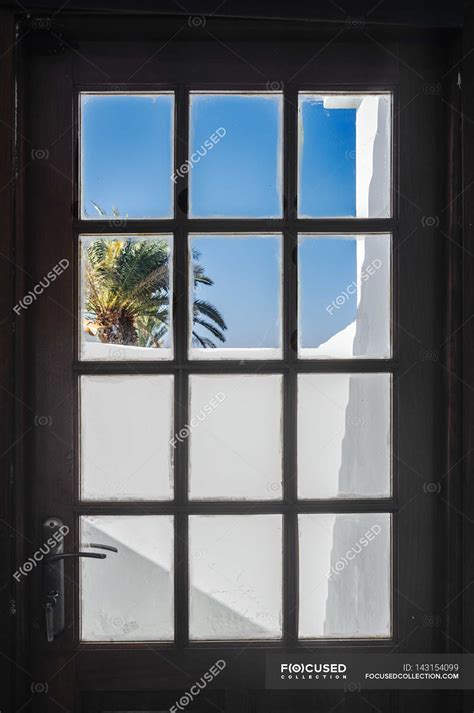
12;15;463;713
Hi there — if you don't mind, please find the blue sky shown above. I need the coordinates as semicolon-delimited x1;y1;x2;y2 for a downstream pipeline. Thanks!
189;94;282;218
299;237;356;348
81;93;360;349
81;94;174;218
299;97;356;218
191;235;281;349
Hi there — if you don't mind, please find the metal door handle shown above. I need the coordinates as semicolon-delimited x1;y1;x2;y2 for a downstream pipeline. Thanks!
44;551;106;563
41;518;119;642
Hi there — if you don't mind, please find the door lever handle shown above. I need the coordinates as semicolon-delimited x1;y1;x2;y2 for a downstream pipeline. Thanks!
41;518;119;643
44;551;106;563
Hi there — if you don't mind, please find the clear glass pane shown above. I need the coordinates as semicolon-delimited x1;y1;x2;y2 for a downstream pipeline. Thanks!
80;235;173;361
298;234;391;359
80;515;174;641
298;93;391;218
298;513;391;638
189;515;282;640
189;93;283;218
298;373;391;499
80;93;174;219
80;375;173;501
188;374;283;500
189;235;282;359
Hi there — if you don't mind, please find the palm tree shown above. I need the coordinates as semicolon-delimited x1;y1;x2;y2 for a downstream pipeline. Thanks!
84;236;227;349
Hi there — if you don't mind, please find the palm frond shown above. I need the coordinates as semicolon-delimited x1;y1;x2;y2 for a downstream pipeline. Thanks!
192;317;226;343
192;331;218;349
193;299;227;331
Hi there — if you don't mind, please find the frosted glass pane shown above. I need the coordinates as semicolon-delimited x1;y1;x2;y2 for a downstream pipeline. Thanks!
189;515;282;639
189;235;282;360
189;374;283;500
299;513;391;638
80;235;173;361
189;93;282;218
80;516;174;641
81;375;173;500
298;373;391;499
298;234;391;359
299;93;391;218
81;93;174;219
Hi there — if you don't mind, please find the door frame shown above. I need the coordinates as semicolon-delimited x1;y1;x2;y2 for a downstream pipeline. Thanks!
0;9;471;713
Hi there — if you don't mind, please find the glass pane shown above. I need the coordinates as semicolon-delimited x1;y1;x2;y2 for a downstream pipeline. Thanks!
80;235;173;361
80;375;173;500
189;235;282;359
189;374;283;500
80;93;174;219
298;234;391;359
298;513;391;638
189;515;282;640
80;515;174;641
298;373;391;499
189;93;282;218
298;93;391;218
